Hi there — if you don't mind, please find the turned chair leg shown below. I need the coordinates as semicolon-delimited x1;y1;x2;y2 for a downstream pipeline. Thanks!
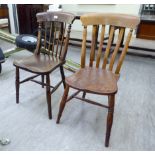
16;67;20;103
41;75;44;88
46;74;52;119
56;84;69;124
105;94;115;147
0;63;2;73
60;66;66;89
82;91;86;99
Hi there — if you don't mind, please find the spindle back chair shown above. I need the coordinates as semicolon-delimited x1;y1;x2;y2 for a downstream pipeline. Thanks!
56;13;140;147
13;11;75;119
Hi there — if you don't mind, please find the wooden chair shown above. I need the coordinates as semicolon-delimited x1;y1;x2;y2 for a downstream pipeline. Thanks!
13;11;75;119
56;13;140;147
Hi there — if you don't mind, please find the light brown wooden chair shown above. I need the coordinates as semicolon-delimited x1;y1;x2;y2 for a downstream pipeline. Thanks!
56;13;140;147
13;11;75;119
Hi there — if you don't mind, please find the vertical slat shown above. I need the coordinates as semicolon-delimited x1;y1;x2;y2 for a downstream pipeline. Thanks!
44;22;47;49
89;25;98;67
34;22;42;55
109;27;125;71
59;23;66;58
51;27;56;56
55;31;61;57
96;25;105;68
81;26;87;68
48;22;53;52
102;26;115;69
115;29;133;74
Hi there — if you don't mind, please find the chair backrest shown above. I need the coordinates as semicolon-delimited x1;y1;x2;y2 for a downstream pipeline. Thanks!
35;11;75;61
80;13;140;74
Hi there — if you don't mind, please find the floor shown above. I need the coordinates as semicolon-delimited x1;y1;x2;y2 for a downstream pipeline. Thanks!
0;41;155;150
0;38;16;52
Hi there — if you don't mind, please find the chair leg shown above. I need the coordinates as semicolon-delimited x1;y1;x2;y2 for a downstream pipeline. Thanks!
15;67;20;103
41;75;44;88
105;94;115;147
0;63;2;73
46;74;52;119
82;91;86;99
60;66;66;89
56;84;69;124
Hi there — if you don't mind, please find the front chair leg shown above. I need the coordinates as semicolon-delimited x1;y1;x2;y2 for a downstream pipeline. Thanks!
105;94;115;147
56;84;69;124
16;67;20;103
46;74;52;119
60;66;66;89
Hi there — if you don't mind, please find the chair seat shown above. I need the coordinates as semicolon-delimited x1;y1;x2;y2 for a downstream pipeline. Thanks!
66;67;118;95
13;54;64;74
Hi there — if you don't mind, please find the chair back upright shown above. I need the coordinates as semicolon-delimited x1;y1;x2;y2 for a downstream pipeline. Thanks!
80;13;140;74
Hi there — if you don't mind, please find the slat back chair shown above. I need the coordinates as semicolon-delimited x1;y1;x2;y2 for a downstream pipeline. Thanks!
13;11;75;119
56;13;140;147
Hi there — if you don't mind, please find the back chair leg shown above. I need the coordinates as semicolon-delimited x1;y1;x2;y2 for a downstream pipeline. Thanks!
56;84;69;124
46;74;52;119
105;94;115;147
16;67;20;103
82;91;86;99
60;66;66;89
41;75;44;88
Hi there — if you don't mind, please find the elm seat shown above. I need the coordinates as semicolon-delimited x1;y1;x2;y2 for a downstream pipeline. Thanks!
66;67;118;95
13;54;64;74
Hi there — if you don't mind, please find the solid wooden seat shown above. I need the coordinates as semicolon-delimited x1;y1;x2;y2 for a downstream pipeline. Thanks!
66;67;118;95
56;13;140;147
13;11;75;119
14;54;64;74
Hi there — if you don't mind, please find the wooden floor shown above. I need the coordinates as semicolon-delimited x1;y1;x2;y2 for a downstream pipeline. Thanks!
0;45;155;150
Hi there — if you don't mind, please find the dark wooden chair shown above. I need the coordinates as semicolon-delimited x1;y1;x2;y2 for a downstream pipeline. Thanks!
56;13;140;147
13;11;75;119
